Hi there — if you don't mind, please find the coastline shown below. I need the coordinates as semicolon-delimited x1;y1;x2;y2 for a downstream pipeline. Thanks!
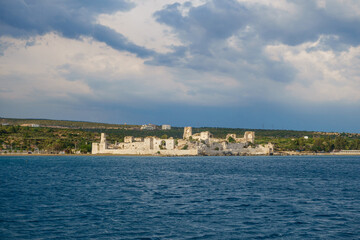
1;152;360;157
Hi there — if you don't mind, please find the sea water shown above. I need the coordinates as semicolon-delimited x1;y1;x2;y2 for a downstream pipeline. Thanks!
0;156;359;239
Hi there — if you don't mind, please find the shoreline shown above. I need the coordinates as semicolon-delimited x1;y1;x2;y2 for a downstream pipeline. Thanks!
1;153;360;157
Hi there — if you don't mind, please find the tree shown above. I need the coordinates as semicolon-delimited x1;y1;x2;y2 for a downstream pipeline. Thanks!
80;143;91;153
52;142;64;151
354;139;360;150
290;138;305;151
334;136;346;150
9;126;17;133
312;138;324;152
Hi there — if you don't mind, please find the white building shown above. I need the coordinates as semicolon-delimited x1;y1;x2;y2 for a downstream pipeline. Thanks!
140;124;157;130
162;125;171;130
20;123;40;127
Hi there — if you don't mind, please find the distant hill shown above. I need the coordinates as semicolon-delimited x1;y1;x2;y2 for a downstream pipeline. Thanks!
0;118;139;130
0;118;359;138
1;117;359;153
1;117;351;139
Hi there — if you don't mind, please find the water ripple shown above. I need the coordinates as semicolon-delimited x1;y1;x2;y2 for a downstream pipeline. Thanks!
1;155;360;239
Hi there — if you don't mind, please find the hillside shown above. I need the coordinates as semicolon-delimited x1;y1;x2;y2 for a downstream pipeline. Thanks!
1;118;359;153
0;117;336;137
0;117;138;129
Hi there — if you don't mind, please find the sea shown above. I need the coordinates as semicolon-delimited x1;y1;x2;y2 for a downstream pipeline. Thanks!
0;155;359;239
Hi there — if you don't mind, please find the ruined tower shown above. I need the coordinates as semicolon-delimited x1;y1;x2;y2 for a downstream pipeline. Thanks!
100;133;106;143
244;131;255;144
99;133;107;150
183;127;193;139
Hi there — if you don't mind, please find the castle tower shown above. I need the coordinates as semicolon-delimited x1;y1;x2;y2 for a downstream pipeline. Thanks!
200;131;211;141
244;131;255;144
99;133;107;150
100;133;106;143
183;127;192;139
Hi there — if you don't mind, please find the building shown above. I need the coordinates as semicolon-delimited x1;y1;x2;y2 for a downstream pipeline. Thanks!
226;131;255;144
140;124;157;130
92;132;198;156
162;125;171;130
20;124;40;127
332;150;360;155
92;127;273;156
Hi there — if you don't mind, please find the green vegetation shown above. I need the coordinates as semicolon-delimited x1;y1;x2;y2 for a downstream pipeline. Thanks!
0;125;94;153
1;118;360;154
159;140;166;150
255;135;360;152
0;117;137;129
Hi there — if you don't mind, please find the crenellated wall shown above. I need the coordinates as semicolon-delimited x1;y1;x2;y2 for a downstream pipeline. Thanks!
92;129;272;156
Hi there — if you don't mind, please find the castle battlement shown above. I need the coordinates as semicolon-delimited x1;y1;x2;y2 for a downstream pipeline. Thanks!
92;127;272;156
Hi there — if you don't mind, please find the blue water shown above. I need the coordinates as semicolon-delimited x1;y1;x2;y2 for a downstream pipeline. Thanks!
1;156;360;239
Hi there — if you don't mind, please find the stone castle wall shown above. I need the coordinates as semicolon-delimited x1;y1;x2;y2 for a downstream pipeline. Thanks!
92;128;272;156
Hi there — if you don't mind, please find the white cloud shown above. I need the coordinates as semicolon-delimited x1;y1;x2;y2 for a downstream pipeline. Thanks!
2;0;360;115
317;0;360;19
236;0;298;13
0;34;93;102
96;0;205;53
265;35;360;103
0;32;242;107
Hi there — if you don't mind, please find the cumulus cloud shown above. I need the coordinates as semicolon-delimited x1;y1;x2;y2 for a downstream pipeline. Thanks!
96;0;205;53
0;33;242;108
266;40;360;103
149;0;360;103
1;0;360;131
152;0;360;61
0;0;153;57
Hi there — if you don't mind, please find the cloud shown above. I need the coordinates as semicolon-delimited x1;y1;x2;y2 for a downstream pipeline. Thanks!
0;33;244;108
149;0;298;88
147;0;360;103
96;0;206;53
0;0;154;57
265;40;360;103
153;0;360;55
154;1;249;53
1;0;360;132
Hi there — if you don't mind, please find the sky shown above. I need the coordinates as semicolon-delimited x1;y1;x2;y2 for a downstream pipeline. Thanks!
0;0;360;132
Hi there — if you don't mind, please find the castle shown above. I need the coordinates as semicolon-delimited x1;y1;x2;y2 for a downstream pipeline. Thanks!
92;127;273;156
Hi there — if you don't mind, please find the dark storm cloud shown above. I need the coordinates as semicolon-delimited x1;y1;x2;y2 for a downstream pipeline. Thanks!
255;0;360;46
0;0;154;57
150;0;360;82
151;0;295;82
155;0;360;48
154;1;249;54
